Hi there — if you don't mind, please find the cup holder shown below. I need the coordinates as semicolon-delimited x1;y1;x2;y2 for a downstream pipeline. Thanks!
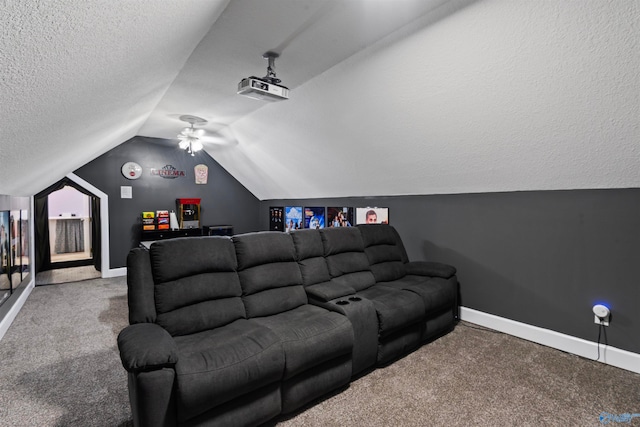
348;297;362;302
336;300;350;305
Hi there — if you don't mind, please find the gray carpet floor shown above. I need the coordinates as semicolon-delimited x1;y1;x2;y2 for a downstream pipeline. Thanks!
35;265;102;286
0;278;638;426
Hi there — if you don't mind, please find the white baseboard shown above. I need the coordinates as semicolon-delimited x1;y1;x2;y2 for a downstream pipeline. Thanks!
103;267;127;278
0;279;35;341
460;307;640;375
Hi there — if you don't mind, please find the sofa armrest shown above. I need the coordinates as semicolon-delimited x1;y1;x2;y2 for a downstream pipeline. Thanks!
306;282;356;302
406;261;457;279
117;323;179;373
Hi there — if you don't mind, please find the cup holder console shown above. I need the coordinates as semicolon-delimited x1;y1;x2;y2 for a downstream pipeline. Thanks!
336;296;362;306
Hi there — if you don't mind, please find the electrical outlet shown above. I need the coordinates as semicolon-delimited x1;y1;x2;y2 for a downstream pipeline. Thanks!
594;314;610;326
593;304;610;326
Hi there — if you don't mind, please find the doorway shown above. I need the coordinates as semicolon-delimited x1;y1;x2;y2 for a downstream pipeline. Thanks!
34;177;102;284
48;186;92;265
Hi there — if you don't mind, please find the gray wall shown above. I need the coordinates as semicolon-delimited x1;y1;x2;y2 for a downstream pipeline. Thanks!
261;189;640;354
75;137;261;269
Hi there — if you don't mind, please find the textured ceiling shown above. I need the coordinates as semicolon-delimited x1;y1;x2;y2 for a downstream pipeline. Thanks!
1;0;638;198
0;0;230;196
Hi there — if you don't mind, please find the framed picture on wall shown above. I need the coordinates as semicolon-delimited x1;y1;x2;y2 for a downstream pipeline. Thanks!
0;211;11;293
355;207;389;225
304;207;325;229
20;209;29;277
9;211;21;288
269;207;284;231
327;207;353;227
285;206;303;232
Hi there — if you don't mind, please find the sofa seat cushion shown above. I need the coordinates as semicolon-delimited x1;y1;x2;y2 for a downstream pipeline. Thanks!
173;319;284;423
356;286;425;337
257;305;353;380
378;275;456;314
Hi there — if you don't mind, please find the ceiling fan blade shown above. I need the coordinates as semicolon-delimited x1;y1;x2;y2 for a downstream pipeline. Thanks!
200;127;239;147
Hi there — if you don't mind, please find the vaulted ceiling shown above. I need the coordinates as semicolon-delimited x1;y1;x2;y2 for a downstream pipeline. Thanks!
1;0;638;199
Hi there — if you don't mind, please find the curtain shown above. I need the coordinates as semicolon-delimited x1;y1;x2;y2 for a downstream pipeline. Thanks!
34;190;53;273
91;197;101;271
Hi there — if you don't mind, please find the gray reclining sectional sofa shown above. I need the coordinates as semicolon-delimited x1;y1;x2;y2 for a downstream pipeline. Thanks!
117;224;458;427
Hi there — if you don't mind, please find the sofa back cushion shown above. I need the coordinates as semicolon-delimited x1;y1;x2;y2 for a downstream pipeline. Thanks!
319;227;375;291
290;229;331;286
149;237;245;337
358;224;408;282
233;232;307;317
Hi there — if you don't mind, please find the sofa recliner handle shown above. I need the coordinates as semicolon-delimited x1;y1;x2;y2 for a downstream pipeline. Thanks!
117;323;179;373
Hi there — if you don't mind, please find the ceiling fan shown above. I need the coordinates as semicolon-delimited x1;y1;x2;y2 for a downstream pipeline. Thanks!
177;115;206;155
177;115;236;155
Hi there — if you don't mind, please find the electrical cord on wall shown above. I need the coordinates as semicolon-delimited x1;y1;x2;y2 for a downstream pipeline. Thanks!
595;321;608;362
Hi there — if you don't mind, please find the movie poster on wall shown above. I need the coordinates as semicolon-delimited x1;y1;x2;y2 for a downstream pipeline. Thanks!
10;211;21;287
194;164;208;184
327;207;353;227
20;209;29;276
269;207;284;231
355;207;389;225
0;211;10;292
304;207;325;229
285;207;303;232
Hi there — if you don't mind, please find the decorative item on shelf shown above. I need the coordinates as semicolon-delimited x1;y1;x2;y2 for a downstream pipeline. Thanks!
169;210;180;231
176;198;201;229
178;115;207;156
203;225;233;236
156;210;170;230
141;211;155;230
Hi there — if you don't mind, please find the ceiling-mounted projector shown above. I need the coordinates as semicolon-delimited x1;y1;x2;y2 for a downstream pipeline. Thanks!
237;77;289;101
238;52;289;102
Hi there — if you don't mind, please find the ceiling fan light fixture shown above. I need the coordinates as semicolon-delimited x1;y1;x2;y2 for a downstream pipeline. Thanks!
191;140;203;152
177;115;208;155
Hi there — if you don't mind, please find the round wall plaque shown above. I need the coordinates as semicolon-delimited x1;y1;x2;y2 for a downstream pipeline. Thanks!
121;162;142;180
